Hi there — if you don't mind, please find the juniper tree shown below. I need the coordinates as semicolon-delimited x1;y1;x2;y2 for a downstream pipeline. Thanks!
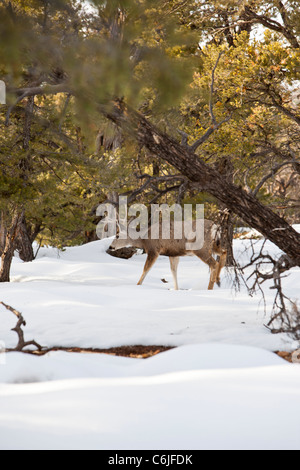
0;0;299;284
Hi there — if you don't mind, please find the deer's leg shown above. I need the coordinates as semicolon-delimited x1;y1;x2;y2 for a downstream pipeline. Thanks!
195;254;218;290
169;256;180;290
206;257;219;290
137;252;159;286
216;252;227;287
207;257;218;290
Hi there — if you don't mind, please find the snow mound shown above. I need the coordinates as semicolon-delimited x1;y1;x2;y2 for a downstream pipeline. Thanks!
0;345;299;450
0;344;286;385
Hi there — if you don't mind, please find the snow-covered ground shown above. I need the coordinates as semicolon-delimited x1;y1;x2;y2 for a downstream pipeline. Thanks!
0;228;299;450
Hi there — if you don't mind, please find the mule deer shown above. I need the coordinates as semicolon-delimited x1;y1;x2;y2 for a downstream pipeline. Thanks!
109;219;227;290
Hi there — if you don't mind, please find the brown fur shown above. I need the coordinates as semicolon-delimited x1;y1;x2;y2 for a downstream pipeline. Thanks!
109;219;227;290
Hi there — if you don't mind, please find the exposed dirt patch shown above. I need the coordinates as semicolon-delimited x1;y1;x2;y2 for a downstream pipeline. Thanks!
275;351;294;363
12;345;175;359
7;345;299;363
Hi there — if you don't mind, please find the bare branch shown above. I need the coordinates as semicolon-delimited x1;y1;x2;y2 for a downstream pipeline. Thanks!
252;161;296;197
125;174;188;204
241;239;298;339
190;126;216;152
243;6;300;48
177;129;189;147
269;92;300;126
190;52;232;152
190;113;232;153
209;52;224;126
6;83;72;126
9;83;71;98
5;91;28;126
0;302;43;352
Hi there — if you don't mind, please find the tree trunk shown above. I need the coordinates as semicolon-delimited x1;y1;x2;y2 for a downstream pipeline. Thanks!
0;247;14;283
104;103;300;266
15;215;34;262
0;211;7;255
215;156;235;266
0;213;22;283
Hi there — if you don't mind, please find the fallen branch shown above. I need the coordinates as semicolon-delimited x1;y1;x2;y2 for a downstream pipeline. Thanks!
0;302;43;352
9;345;174;358
1;302;173;358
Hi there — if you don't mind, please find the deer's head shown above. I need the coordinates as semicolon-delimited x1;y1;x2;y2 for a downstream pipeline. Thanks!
109;235;134;251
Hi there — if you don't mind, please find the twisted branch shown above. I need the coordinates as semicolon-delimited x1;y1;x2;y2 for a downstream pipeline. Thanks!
0;302;43;352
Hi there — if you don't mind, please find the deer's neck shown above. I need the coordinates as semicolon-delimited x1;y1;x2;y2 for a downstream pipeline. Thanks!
127;237;144;250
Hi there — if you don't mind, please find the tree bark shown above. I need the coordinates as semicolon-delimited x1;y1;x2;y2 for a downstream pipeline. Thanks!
215;157;235;266
0;211;7;255
15;215;35;262
104;103;300;266
0;213;22;282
